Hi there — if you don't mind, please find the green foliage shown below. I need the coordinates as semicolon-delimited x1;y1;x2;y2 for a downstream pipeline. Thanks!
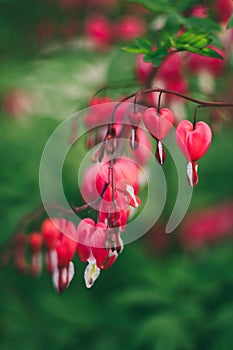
172;32;223;59
127;0;175;13
123;38;152;54
124;0;222;67
127;0;197;13
124;29;223;67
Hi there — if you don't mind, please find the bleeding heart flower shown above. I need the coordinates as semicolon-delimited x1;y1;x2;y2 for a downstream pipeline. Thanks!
76;218;123;288
115;16;145;42
143;107;174;165
176;120;212;186
29;232;43;276
52;220;77;294
76;218;95;262
99;199;130;231
85;15;112;49
176;120;212;161
143;107;174;141
41;218;61;274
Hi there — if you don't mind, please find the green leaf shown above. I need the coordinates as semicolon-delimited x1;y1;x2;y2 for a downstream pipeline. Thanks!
199;47;224;59
184;17;221;33
172;31;224;59
135;37;152;50
173;0;197;12
176;32;211;49
127;0;197;13
163;11;185;32
227;13;233;28
144;48;168;67
126;0;174;14
122;37;152;54
173;41;224;59
122;44;148;54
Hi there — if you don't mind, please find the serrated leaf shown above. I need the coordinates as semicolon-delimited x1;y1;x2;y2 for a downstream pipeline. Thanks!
227;13;233;28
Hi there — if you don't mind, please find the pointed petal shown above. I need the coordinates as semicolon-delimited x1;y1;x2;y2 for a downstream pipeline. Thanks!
52;268;60;293
84;262;100;288
68;261;75;286
155;140;166;165
187;161;198;187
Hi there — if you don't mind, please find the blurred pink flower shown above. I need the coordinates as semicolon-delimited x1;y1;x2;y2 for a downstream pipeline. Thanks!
115;16;145;42
2;89;32;118
180;202;233;249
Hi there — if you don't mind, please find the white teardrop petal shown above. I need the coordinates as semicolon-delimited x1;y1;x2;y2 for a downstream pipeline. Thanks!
52;268;59;293
126;184;138;208
84;262;100;289
187;161;193;187
68;261;75;286
158;140;163;165
61;267;67;285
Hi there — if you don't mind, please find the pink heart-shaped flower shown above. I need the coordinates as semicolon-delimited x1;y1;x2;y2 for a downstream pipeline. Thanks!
143;107;174;140
176;120;212;161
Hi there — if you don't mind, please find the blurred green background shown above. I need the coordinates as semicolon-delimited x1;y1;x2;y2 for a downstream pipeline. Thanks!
0;1;233;349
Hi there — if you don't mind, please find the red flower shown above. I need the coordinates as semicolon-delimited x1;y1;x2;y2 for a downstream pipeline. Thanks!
41;218;61;273
52;220;77;293
29;232;43;276
143;107;175;165
115;16;145;42
96;157;140;209
188;46;225;76
176;120;212;162
180;202;233;249
176;120;212;186
77;219;123;288
143;107;174;141
214;0;233;23
190;5;208;18
85;15;112;49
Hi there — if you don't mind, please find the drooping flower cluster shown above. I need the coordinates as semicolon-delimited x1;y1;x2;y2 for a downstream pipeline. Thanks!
7;87;219;293
12;216;123;292
11;150;143;291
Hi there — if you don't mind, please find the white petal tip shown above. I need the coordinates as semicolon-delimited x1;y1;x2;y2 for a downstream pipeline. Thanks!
126;184;138;208
84;262;100;289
